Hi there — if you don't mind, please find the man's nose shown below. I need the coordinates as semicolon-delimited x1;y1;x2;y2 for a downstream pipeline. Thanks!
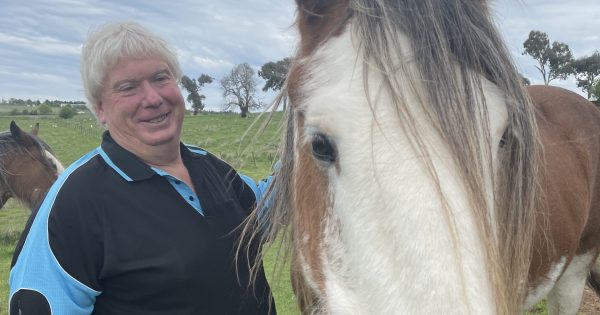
140;81;162;106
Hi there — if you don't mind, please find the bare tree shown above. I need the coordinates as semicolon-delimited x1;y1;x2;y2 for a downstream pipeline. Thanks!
220;63;262;117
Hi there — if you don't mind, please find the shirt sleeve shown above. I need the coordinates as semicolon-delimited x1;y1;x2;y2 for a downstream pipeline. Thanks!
238;173;276;239
239;160;280;204
9;173;102;315
239;174;273;203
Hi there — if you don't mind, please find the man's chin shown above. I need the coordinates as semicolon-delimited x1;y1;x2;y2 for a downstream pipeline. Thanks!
144;137;179;147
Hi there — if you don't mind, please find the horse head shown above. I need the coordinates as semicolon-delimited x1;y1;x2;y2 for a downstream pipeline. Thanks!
254;1;540;314
0;121;63;210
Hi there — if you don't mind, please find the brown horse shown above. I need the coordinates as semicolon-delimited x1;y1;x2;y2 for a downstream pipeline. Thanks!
249;1;600;314
0;121;63;210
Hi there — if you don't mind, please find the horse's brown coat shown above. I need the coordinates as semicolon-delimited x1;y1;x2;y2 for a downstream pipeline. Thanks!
530;86;600;287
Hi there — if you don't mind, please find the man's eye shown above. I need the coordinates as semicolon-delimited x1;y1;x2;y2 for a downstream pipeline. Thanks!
118;84;137;93
155;75;171;83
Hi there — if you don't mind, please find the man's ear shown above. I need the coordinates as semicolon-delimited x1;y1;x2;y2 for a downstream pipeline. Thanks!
94;101;107;124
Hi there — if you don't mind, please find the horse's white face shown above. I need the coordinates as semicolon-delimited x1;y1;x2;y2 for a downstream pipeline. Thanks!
290;24;509;314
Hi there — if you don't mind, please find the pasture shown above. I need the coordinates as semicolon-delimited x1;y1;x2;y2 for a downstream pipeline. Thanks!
0;113;300;314
0;113;570;314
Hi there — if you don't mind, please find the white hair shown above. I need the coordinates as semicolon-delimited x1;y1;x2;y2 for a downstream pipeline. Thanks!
80;21;182;114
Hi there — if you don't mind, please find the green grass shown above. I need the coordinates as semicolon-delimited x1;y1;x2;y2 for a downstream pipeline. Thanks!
0;113;299;315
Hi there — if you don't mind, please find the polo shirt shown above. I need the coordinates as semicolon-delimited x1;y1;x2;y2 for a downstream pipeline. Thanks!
9;132;275;314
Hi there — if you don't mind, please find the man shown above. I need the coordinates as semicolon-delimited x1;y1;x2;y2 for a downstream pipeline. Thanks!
9;21;275;314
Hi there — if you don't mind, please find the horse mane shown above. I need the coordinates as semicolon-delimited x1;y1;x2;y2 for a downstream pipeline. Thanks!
244;1;540;313
0;130;19;178
351;2;540;313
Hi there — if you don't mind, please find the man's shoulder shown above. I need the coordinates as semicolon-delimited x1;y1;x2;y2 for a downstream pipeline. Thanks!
56;149;110;190
184;144;236;173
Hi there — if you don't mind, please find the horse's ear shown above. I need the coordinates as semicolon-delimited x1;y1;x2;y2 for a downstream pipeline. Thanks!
10;121;36;146
10;121;23;138
31;123;39;136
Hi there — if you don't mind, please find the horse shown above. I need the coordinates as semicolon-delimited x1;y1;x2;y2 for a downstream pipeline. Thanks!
248;1;600;314
0;121;63;211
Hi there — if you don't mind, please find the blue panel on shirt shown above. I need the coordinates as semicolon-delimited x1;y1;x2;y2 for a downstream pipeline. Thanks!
151;167;203;215
98;147;133;182
10;150;102;315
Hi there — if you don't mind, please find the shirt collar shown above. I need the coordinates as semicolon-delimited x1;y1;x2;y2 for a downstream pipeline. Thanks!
99;131;198;182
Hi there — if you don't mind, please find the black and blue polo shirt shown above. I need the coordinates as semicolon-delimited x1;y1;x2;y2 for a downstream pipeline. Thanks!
9;132;275;314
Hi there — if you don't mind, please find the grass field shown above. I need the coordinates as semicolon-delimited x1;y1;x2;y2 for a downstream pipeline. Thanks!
0;113;300;314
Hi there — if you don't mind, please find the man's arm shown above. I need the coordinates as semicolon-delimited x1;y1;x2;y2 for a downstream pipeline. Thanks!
10;174;102;314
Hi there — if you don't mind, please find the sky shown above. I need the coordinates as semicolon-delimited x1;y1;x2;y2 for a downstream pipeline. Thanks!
0;0;598;111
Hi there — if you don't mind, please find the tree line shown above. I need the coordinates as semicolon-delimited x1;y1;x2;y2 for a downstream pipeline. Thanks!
0;99;86;107
523;30;600;100
2;103;86;119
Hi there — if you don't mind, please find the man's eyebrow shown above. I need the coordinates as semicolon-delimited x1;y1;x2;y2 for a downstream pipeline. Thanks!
112;76;140;90
152;68;172;77
111;68;172;90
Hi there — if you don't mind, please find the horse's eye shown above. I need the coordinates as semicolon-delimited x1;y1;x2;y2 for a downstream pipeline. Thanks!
311;133;337;164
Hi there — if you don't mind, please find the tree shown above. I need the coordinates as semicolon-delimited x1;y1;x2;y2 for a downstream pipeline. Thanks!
591;80;600;101
37;104;53;115
220;63;262;117
259;57;292;110
59;106;75;119
259;57;291;92
523;30;574;85
572;51;600;100
180;74;213;115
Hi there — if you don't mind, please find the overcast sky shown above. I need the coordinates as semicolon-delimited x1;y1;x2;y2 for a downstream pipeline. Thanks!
0;0;598;111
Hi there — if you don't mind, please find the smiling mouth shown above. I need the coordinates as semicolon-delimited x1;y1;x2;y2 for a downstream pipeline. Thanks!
146;113;168;123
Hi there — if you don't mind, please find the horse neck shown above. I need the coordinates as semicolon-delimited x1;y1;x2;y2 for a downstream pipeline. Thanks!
293;26;511;314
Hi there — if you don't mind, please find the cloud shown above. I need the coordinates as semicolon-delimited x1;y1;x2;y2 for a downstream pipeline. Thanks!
0;67;83;101
192;57;233;70
0;33;81;55
0;70;68;83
